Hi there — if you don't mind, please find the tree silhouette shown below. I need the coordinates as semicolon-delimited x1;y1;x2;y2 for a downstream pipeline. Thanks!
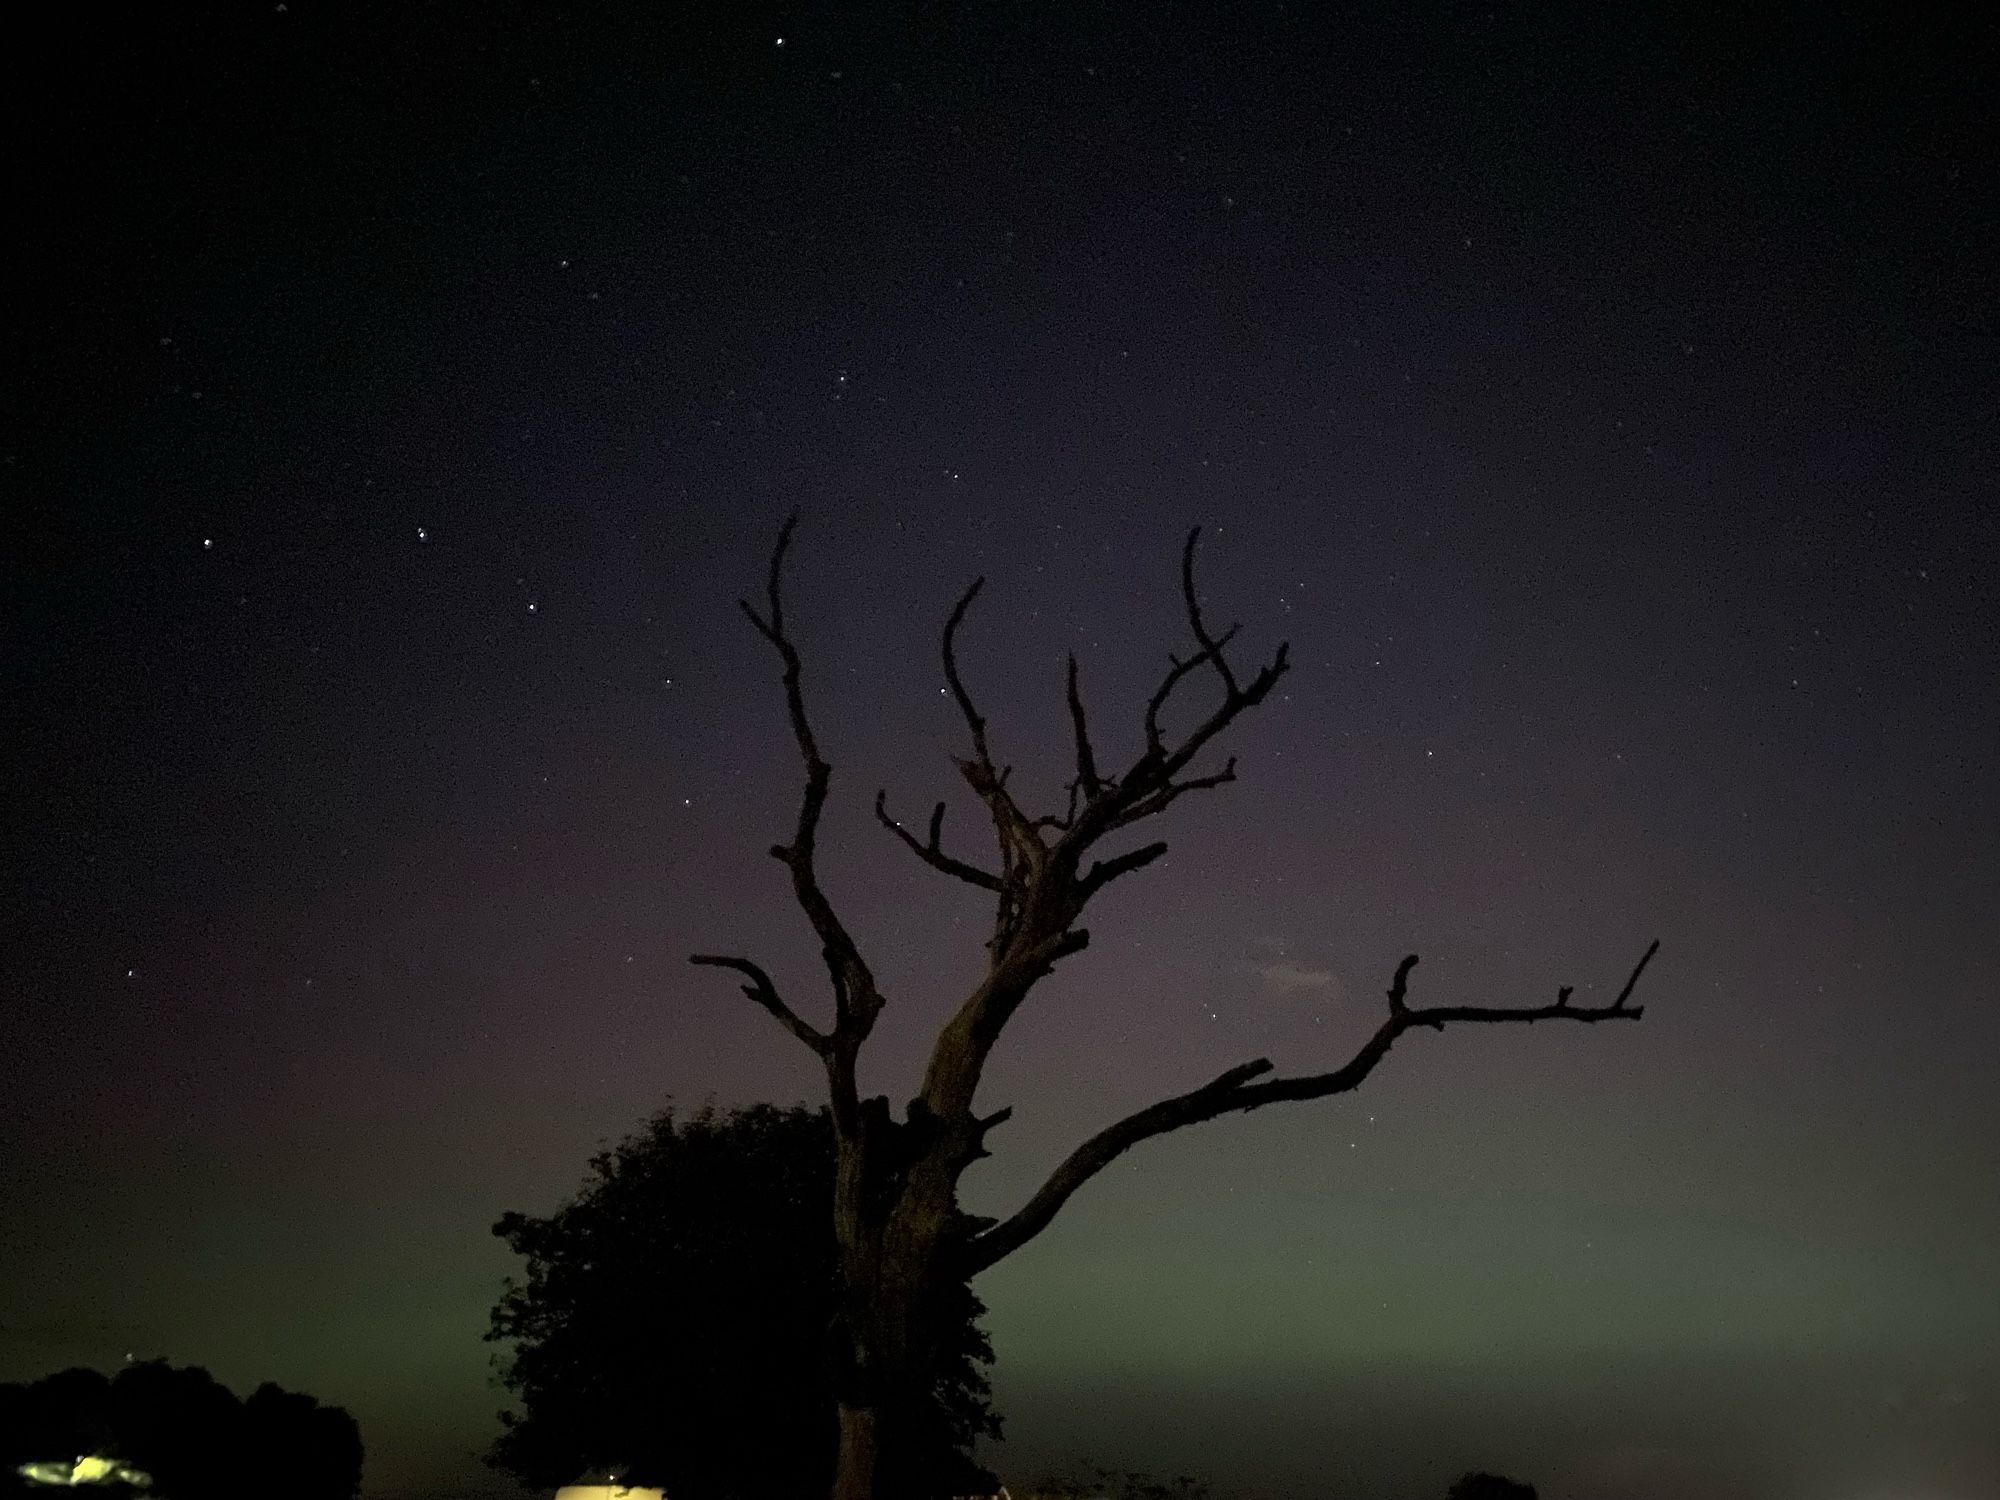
1447;1474;1539;1500
1024;1462;1215;1500
487;1102;998;1499
0;1361;360;1500
692;518;1658;1499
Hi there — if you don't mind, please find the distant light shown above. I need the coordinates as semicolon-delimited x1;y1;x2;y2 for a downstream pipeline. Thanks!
18;1454;153;1488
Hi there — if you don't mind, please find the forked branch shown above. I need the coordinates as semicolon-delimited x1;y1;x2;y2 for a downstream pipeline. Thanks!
960;940;1659;1274
1129;527;1288;800
691;514;881;1084
937;574;1049;943
1179;522;1240;698
875;791;1004;891
915;526;1290;1120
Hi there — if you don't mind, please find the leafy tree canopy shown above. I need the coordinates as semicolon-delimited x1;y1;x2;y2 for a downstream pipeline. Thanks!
488;1102;1000;1499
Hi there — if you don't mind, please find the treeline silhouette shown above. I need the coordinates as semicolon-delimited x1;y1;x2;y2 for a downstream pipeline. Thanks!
1017;1466;1533;1499
1446;1475;1537;1500
0;1360;360;1500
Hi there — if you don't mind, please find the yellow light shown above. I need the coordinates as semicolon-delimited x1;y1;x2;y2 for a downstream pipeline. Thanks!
15;1454;154;1488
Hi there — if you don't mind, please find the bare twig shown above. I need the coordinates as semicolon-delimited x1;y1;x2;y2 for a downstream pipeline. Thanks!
1614;939;1660;1008
1179;524;1240;699
736;513;824;781
1066;653;1104;801
942;578;994;769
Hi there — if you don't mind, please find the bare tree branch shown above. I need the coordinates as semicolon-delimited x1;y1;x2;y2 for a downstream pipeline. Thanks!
1109;757;1239;829
691;515;882;1126
688;953;830;1054
961;941;1659;1274
915;529;1291;1127
1080;840;1169;896
1142;625;1240;758
1179;524;1241;699
1066;653;1104;802
1120;529;1286;812
937;574;1052;955
1614;938;1659;1007
1147;642;1289;794
874;791;1004;891
735;512;823;779
941;578;995;769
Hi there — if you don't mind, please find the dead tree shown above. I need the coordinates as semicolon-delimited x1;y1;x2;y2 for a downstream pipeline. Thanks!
693;518;1656;1500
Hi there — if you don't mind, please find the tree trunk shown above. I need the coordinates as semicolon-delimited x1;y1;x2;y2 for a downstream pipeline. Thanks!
828;1233;944;1500
828;1102;962;1500
832;1401;879;1500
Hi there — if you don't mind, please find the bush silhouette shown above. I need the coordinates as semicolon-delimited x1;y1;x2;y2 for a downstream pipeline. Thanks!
1447;1474;1538;1500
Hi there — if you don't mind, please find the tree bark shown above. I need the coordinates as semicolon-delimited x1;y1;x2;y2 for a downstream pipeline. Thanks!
829;1109;943;1500
829;1266;939;1500
832;1402;879;1500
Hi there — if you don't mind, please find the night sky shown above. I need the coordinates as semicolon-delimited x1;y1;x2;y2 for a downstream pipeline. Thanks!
4;4;1996;1499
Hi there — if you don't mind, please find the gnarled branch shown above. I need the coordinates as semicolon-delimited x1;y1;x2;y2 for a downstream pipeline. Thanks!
874;791;1004;892
690;515;883;1129
1110;756;1239;829
961;940;1658;1274
688;954;830;1055
1142;624;1240;759
1119;528;1287;823
917;528;1289;1123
